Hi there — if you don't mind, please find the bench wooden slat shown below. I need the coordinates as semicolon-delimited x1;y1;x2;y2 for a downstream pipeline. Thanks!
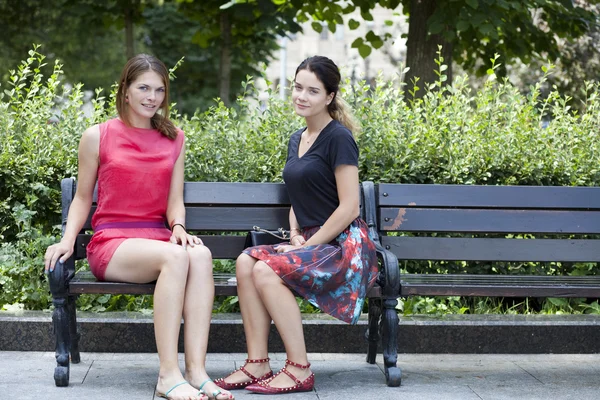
69;271;382;298
400;274;600;297
186;207;290;230
75;235;249;260
183;182;290;205
381;237;600;262
70;271;239;296
378;183;600;209
91;182;290;205
379;208;600;234
82;206;291;231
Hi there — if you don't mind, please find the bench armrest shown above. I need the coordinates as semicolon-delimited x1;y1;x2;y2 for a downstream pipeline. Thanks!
361;181;400;298
48;258;76;298
49;177;78;298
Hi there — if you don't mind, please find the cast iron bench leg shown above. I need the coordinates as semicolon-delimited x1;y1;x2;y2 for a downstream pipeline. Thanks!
382;297;401;386
68;295;81;364
379;248;402;387
366;298;381;364
49;261;71;387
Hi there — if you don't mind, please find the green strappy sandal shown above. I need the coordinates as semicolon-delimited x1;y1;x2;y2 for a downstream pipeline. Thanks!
156;381;204;399
198;379;232;400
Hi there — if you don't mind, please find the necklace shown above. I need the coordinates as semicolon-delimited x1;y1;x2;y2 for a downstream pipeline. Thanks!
305;120;331;144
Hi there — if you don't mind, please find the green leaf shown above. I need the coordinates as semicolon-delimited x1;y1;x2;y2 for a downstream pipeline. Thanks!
348;19;360;30
471;12;486;27
466;0;478;9
358;44;372;58
361;11;373;21
351;37;364;48
547;298;568;307
429;20;444;35
311;22;323;33
456;20;470;32
371;38;384;49
366;30;378;42
479;23;494;36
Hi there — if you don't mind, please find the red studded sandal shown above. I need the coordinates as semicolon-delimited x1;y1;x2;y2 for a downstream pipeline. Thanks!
245;359;314;394
214;357;273;391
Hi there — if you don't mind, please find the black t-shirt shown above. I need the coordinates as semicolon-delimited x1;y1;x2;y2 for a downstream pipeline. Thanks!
282;119;359;228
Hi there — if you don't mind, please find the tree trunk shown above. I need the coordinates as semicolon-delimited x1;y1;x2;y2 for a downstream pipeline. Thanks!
405;0;453;99
124;1;135;59
219;12;232;106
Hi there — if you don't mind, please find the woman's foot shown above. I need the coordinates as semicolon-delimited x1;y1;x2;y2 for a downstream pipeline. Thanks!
187;374;234;400
214;358;273;390
156;375;205;400
245;359;314;394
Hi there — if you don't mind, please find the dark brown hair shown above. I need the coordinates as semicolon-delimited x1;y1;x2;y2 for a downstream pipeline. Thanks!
295;56;360;133
116;54;177;139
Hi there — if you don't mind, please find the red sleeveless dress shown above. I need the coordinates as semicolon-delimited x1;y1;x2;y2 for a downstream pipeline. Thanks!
86;118;184;280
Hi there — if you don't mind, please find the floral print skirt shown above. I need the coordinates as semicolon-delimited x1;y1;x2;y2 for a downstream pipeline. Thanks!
243;218;378;324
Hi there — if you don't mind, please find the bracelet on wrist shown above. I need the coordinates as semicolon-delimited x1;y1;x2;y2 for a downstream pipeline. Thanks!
171;223;186;232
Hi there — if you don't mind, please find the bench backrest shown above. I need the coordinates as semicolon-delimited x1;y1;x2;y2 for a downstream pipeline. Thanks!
61;178;292;261
370;183;600;263
62;178;364;261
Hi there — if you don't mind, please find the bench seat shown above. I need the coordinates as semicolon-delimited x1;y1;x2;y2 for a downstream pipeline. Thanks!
399;274;600;297
70;271;382;297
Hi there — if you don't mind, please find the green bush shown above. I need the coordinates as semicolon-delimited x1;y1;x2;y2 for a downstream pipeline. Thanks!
1;48;599;314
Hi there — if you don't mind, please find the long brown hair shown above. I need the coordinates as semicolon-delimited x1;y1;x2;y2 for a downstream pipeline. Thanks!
116;54;178;139
295;56;360;133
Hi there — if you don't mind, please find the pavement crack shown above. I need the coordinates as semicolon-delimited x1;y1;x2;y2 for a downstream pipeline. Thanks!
467;384;484;399
516;362;544;384
81;359;93;384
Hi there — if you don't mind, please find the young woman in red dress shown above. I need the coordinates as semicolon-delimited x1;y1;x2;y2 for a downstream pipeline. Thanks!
44;54;233;400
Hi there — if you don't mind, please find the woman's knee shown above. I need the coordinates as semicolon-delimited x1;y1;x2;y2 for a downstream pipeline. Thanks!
162;245;190;275
251;261;278;289
236;253;255;280
187;244;212;268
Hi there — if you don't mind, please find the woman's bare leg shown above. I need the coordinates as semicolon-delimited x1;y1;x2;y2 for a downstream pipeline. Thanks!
104;239;202;400
251;261;312;388
180;245;232;399
218;254;271;385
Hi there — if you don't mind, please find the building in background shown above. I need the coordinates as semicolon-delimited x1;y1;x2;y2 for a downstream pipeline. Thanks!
264;5;407;98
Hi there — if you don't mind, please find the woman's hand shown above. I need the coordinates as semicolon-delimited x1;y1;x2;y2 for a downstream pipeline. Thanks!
275;244;303;253
44;241;74;273
170;225;202;249
290;234;306;246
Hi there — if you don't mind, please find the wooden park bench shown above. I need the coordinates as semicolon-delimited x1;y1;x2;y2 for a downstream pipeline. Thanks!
361;181;600;385
48;178;400;387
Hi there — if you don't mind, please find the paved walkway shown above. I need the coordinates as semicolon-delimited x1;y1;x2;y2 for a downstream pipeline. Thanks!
2;352;598;399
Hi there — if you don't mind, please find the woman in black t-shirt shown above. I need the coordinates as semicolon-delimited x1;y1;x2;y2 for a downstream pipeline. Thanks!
215;56;378;395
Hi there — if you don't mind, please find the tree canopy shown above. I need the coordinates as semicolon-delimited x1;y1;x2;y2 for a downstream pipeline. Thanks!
1;0;597;107
257;0;598;95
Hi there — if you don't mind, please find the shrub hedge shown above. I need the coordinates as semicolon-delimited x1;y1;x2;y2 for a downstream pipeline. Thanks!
1;48;599;314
